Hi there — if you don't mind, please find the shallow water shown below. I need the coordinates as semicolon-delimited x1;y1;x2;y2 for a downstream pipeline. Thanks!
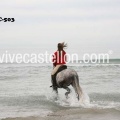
0;62;120;119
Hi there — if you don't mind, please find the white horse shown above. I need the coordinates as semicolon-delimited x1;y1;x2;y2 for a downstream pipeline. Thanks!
51;68;84;103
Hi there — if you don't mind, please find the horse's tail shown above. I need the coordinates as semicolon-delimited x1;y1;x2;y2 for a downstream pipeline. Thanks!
73;75;84;103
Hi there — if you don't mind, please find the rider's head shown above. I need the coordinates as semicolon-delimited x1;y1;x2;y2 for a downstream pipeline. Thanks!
58;42;67;51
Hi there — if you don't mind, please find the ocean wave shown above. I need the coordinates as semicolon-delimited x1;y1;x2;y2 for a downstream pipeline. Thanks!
89;93;120;102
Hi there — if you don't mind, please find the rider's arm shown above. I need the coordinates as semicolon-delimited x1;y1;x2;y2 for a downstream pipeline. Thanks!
52;52;57;67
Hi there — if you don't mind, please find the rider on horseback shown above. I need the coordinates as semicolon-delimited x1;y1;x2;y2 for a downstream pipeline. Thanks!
51;42;67;90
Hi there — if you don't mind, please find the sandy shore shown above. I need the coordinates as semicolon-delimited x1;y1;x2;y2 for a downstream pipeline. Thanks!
2;108;120;120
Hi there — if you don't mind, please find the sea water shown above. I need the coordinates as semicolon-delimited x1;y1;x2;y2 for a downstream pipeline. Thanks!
0;60;120;119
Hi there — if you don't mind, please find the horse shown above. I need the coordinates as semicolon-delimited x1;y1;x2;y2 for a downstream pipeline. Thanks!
51;67;84;103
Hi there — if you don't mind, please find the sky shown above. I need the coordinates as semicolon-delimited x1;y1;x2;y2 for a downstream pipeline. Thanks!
0;0;120;58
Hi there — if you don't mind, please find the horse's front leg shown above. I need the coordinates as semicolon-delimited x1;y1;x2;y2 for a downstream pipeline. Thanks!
53;87;58;94
64;87;71;99
52;87;58;101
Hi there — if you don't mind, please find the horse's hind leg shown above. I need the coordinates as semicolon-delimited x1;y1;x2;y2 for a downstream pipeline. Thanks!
64;87;71;99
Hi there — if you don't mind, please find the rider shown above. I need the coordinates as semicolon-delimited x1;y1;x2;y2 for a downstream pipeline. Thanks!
51;42;67;90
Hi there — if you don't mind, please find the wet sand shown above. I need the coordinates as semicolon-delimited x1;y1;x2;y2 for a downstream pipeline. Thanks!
2;108;120;120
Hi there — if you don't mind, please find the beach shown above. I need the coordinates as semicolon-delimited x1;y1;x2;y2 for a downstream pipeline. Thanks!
2;108;120;120
1;0;120;119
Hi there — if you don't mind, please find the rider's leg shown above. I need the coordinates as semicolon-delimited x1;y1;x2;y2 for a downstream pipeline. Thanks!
51;75;57;90
51;65;61;75
51;65;61;89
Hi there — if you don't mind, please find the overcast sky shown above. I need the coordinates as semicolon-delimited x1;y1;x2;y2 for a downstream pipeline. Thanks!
0;0;120;58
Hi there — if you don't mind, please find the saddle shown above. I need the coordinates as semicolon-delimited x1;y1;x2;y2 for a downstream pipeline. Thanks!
55;65;67;76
